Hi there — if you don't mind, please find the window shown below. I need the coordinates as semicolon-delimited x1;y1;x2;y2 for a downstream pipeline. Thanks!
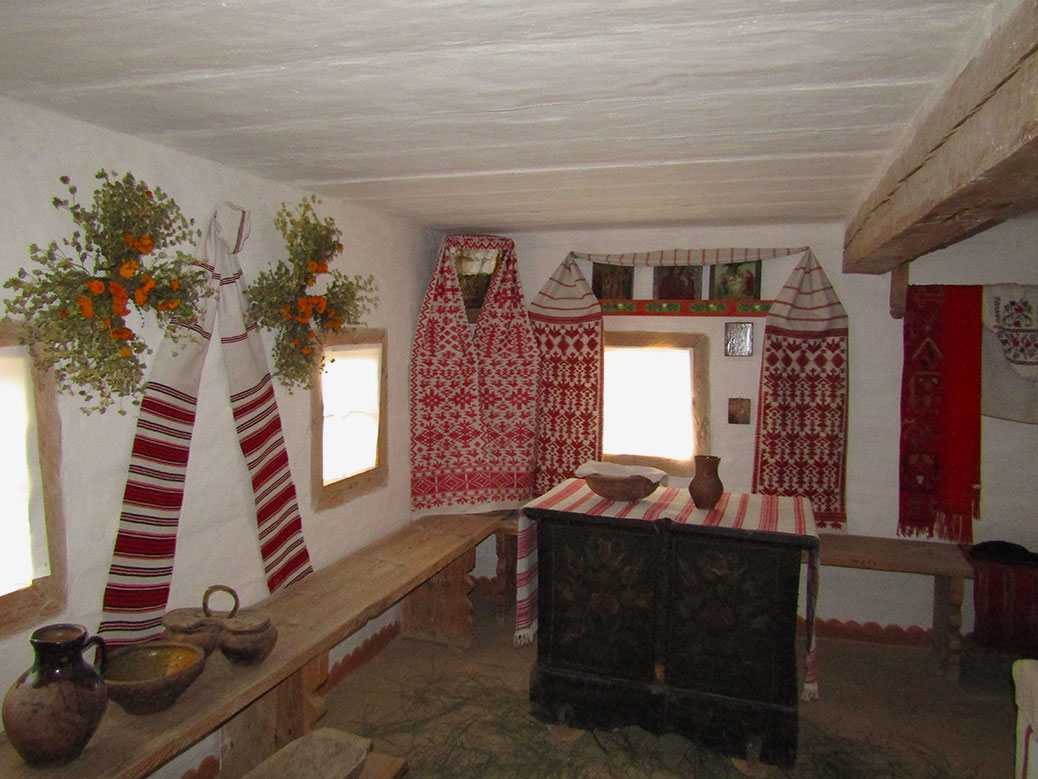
0;322;66;638
601;330;710;477
311;328;387;511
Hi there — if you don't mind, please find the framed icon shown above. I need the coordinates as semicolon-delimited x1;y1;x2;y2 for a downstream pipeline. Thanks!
592;263;634;300
724;322;753;356
710;260;761;300
728;397;752;425
652;265;703;300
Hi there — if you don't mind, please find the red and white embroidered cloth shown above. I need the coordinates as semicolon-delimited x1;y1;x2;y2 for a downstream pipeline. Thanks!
528;257;603;496
514;478;821;699
410;234;538;510
752;250;849;531
99;203;313;647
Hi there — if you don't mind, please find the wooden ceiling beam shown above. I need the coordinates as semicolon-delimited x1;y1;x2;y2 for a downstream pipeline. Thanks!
843;1;1038;275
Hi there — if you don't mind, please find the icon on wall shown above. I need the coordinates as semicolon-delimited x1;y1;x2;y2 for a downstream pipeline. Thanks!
592;263;634;300
710;260;761;300
652;265;703;300
728;397;752;425
724;322;754;357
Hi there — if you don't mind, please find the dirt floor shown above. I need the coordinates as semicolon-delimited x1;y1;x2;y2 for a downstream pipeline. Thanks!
322;599;1016;778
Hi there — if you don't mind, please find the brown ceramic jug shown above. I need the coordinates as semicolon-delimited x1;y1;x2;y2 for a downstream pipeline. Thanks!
2;623;108;766
689;454;724;509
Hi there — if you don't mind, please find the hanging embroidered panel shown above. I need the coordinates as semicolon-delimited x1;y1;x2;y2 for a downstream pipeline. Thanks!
98;204;313;648
528;256;603;496
752;250;849;532
897;285;981;542
409;234;538;510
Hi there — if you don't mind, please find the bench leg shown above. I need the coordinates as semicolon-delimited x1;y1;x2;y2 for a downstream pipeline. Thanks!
402;547;477;647
932;575;965;683
219;666;314;778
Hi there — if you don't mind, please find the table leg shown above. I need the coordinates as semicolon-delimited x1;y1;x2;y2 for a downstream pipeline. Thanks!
495;526;518;624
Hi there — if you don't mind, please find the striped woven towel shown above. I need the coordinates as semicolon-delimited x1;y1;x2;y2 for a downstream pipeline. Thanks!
99;203;313;647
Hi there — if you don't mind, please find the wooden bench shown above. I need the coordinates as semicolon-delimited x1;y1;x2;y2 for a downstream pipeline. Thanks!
0;511;502;779
818;533;975;681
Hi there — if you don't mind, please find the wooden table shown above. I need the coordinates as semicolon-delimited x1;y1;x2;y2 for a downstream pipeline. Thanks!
521;481;820;768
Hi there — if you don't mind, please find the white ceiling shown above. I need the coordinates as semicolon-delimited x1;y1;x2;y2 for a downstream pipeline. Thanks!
0;0;1021;233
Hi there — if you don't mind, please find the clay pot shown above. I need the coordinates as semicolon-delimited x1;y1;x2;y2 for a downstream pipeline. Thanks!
689;455;724;509
161;608;222;656
104;641;206;715
1;624;108;766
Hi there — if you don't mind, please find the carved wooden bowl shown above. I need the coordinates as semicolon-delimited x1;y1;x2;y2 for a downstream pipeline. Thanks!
583;474;657;502
104;641;206;715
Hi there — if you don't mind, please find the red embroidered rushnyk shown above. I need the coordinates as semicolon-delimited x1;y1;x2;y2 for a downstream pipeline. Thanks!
99;204;313;648
528;256;603;496
409;234;538;510
897;285;981;542
752;250;849;531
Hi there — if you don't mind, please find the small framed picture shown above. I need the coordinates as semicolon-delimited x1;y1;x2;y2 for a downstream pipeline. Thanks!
724;322;753;356
728;397;752;424
709;260;761;300
652;265;702;300
592;263;634;300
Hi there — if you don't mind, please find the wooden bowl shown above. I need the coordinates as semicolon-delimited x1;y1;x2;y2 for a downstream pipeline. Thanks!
583;474;657;502
104;641;206;715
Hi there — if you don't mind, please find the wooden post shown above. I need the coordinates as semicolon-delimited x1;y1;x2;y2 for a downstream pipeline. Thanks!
889;263;909;319
402;547;477;647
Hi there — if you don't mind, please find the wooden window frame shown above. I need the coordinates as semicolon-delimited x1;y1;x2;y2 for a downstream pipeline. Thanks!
0;321;68;638
601;330;710;478
310;327;388;512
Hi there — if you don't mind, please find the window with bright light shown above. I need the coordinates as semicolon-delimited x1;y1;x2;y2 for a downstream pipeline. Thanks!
311;328;387;511
0;323;66;638
601;330;710;476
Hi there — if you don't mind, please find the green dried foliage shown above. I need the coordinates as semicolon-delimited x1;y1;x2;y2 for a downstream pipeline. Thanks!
3;170;211;414
247;196;377;390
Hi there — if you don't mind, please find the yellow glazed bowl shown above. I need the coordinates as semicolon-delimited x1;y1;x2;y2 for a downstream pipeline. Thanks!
103;641;206;715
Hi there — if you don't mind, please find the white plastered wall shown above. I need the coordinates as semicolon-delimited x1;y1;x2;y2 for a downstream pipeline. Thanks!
0;96;436;723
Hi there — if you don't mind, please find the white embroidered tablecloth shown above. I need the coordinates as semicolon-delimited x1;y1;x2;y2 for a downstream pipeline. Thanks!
514;477;821;699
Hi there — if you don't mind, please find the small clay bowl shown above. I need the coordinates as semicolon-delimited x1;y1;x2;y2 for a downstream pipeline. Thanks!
104;641;206;715
583;474;658;502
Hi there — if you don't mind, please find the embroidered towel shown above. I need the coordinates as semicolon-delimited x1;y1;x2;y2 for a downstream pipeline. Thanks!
99;203;313;647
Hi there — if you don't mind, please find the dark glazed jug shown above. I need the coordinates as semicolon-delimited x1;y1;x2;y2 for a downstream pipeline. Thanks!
689;454;724;509
2;623;108;766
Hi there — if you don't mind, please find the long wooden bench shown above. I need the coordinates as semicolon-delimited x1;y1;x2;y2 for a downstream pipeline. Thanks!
818;533;975;681
0;511;503;779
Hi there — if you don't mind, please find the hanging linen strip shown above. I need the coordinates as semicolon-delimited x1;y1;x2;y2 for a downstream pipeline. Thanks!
898;285;981;542
410;234;537;511
528;256;603;497
752;250;849;531
99;203;313;647
566;247;810;266
984;284;1038;380
981;283;1038;423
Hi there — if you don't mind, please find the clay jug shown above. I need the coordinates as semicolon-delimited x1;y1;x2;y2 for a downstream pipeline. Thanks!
689;455;724;509
2;623;108;766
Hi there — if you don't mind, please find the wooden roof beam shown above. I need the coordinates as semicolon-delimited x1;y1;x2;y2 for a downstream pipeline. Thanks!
843;1;1038;275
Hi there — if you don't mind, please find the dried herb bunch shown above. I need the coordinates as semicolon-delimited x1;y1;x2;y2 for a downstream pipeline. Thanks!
248;196;377;389
3;170;211;413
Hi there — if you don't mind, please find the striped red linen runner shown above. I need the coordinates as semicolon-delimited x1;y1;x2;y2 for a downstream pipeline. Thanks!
752;250;849;531
99;203;313;647
514;478;821;699
566;247;811;267
409;234;538;510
